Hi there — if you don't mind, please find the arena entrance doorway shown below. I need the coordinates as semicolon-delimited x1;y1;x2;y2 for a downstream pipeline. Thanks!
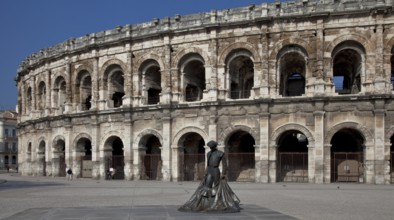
226;131;255;182
106;137;124;180
76;138;92;178
53;139;66;177
179;133;205;181
277;130;308;182
331;128;364;183
141;135;162;180
38;141;46;176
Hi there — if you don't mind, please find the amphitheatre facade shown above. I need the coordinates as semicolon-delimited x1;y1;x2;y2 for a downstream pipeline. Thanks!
16;0;394;184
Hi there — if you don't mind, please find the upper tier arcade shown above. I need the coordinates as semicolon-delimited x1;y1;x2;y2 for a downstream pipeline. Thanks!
16;0;393;75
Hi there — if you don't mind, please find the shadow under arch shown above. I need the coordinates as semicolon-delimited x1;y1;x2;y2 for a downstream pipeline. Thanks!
173;127;208;181
222;126;257;182
103;135;125;180
135;130;163;180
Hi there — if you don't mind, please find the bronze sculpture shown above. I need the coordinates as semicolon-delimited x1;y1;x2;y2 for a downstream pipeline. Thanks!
178;140;241;213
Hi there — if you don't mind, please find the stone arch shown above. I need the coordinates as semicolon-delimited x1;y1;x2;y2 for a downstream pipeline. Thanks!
101;60;126;107
101;131;125;150
218;41;260;66
324;122;373;145
27;141;32;154
51;74;68;89
74;68;92;110
37;136;46;150
325;33;374;55
100;59;128;76
36;80;47;110
275;44;309;96
52;75;67;108
219;125;259;147
134;129;163;150
177;52;206;102
271;123;314;147
52;135;66;152
138;58;162;104
52;135;65;145
73;64;93;83
134;53;166;73
268;37;312;61
172;127;209;148
172;47;211;68
72;133;92;150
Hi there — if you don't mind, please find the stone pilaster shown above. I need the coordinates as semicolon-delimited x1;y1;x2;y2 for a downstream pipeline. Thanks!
91;57;99;110
374;109;386;184
323;144;331;183
122;49;133;107
258;112;270;183
64;61;73;113
123;112;133;180
91;116;100;179
161;111;172;181
268;144;277;182
260;29;270;97
313;111;325;183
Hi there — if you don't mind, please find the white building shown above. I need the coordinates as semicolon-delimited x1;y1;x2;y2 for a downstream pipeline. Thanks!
0;111;18;170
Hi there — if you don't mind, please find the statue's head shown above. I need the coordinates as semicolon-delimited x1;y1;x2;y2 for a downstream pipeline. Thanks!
207;140;218;150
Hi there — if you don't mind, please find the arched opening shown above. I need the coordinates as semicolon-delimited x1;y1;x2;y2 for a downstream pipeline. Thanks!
12;156;16;165
390;135;394;183
180;54;206;102
140;60;162;105
4;156;9;166
53;76;67;110
179;133;205;181
26;87;32;112
76;137;92;178
140;135;162;180
105;136;124;180
332;41;364;94
75;70;92;111
278;46;307;97
27;142;32;161
37;81;46;111
331;128;365;183
391;47;394;90
227;51;254;99
53;138;66;177
226;131;255;182
38;141;46;176
104;65;124;108
277;130;308;182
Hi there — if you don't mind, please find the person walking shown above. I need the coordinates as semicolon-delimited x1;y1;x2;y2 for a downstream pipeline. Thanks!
66;167;73;181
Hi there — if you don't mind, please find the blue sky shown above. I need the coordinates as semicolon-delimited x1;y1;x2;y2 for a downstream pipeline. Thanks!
0;0;274;110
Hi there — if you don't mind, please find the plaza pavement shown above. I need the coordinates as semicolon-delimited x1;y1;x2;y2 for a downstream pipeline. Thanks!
0;173;393;220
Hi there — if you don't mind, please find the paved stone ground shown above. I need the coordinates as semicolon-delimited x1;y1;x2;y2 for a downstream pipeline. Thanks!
1;173;394;220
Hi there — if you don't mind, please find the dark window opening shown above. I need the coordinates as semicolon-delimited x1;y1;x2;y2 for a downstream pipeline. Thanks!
85;95;92;110
286;73;305;96
147;88;161;104
185;84;199;101
112;92;124;108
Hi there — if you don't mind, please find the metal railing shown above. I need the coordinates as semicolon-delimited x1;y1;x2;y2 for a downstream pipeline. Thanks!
278;152;308;183
230;90;251;99
331;152;364;183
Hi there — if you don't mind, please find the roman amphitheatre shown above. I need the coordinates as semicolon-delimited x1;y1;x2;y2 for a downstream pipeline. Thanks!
16;0;394;184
